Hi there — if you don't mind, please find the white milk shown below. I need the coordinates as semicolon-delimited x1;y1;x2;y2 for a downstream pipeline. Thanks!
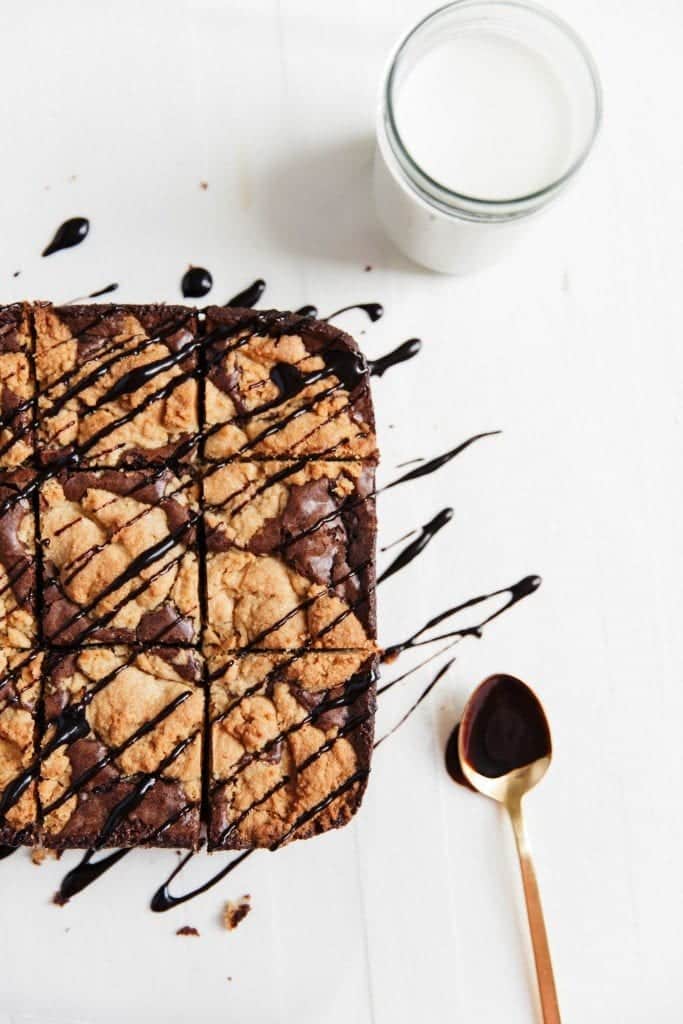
393;32;573;202
374;3;601;274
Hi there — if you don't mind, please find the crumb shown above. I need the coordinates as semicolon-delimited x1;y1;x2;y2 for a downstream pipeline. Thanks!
227;977;232;983
223;895;251;931
176;925;200;937
199;181;209;190
364;265;372;272
32;847;57;866
12;270;20;278
43;185;51;191
68;174;78;183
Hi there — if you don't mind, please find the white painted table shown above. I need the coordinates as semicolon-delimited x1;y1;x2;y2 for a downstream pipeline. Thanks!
0;2;681;1021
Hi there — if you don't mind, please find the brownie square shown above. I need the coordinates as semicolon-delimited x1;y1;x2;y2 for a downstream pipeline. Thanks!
0;302;34;468
0;469;38;648
39;646;204;850
203;458;376;650
40;468;200;645
202;307;377;461
0;649;43;847
207;649;376;849
34;303;199;467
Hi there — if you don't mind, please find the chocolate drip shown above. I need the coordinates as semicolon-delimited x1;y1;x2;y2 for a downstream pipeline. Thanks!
383;432;501;490
377;508;453;585
0;845;16;860
369;338;422;378
151;848;252;912
88;283;119;298
226;279;266;308
56;848;129;903
295;305;318;318
182;267;213;299
326;303;384;323
42;218;90;257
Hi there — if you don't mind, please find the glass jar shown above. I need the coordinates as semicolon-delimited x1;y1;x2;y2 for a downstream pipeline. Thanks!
374;0;602;274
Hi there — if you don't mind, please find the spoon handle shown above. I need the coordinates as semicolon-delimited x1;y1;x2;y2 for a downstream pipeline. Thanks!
507;798;561;1024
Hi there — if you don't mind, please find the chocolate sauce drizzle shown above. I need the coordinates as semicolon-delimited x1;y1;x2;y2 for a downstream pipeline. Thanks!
369;338;421;378
42;218;90;257
181;267;213;299
226;279;266;308
377;508;453;585
295;305;318;318
382;432;501;491
326;303;384;323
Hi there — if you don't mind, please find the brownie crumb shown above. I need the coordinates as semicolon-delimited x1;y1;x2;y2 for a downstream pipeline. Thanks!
364;265;372;272
12;270;20;278
176;925;200;937
223;895;251;931
199;181;209;190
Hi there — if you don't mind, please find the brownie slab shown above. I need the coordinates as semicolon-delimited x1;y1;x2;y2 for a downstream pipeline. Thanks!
203;307;377;461
207;650;376;849
40;468;200;645
0;649;42;847
0;469;38;648
0;302;34;468
39;647;204;849
34;303;199;468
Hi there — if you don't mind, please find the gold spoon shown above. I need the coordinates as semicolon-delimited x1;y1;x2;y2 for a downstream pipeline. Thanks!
457;673;561;1024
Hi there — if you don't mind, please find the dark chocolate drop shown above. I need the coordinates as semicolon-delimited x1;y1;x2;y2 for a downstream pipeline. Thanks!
42;217;90;257
181;266;213;299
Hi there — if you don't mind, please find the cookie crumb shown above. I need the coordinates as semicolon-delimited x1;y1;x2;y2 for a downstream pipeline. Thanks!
32;846;56;866
223;895;251;931
199;181;209;190
176;925;200;937
364;265;372;272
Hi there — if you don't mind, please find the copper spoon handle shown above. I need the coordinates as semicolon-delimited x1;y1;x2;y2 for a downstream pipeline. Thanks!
506;798;561;1024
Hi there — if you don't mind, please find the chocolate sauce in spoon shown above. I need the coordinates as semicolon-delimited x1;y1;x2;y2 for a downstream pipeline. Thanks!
459;674;551;779
42;217;90;256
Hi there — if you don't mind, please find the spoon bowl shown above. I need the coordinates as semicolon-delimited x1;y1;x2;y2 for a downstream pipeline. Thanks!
458;672;552;804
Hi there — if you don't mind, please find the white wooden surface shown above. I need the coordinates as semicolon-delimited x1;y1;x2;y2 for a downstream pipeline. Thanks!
0;1;681;1021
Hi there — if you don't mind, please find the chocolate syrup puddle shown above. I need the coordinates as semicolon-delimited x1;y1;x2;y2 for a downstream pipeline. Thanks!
444;724;474;789
369;338;421;378
42;217;90;257
226;279;266;308
326;302;384;323
377;508;453;585
382;432;501;491
182;266;213;299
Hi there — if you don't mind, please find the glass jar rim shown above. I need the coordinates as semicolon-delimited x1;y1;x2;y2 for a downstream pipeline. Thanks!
382;0;603;221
